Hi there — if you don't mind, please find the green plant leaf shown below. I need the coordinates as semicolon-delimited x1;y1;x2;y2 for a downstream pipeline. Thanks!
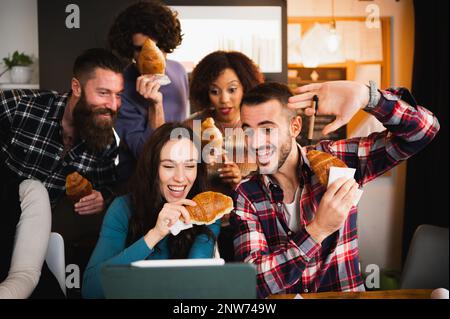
2;51;32;68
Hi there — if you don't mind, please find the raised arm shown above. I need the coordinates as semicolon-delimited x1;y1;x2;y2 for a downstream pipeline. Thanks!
115;75;164;159
289;81;440;184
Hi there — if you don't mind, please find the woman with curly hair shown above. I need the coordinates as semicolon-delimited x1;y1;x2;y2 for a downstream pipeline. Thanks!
186;51;264;261
108;1;189;187
82;123;220;299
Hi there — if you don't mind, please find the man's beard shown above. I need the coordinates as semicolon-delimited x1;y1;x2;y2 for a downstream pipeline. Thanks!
72;93;117;152
276;136;292;171
254;134;292;175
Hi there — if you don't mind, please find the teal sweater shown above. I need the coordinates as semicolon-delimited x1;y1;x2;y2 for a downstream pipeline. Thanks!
82;196;221;299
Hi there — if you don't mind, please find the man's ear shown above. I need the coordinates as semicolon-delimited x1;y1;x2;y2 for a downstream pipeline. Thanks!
71;77;82;98
290;115;302;138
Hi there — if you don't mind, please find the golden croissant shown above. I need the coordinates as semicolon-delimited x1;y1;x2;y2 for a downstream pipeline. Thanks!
185;191;233;225
306;150;347;186
65;172;93;203
137;38;166;75
201;117;223;149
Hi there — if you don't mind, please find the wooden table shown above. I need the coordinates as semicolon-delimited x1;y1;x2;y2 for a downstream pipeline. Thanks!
269;289;433;299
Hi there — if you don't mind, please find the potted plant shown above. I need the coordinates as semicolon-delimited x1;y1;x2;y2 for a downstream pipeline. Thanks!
1;51;33;84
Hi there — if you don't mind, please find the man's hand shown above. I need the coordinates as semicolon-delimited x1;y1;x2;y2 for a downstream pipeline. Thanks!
288;81;370;135
306;177;359;244
74;190;105;215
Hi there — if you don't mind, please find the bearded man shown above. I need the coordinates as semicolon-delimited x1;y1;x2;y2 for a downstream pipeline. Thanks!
1;48;124;212
0;48;124;298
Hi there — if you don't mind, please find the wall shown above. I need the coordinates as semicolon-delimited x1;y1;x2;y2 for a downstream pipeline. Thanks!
0;0;39;84
288;0;415;272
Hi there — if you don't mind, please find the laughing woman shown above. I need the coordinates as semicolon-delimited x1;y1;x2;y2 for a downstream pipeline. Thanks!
82;123;220;299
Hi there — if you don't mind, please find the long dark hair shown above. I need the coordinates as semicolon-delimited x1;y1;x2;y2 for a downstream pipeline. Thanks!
189;51;264;112
126;122;215;258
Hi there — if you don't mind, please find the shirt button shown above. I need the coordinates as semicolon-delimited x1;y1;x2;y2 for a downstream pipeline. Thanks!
288;231;293;236
277;203;282;207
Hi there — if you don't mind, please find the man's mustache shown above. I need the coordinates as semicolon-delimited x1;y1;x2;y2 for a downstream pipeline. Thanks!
251;145;276;153
93;108;116;117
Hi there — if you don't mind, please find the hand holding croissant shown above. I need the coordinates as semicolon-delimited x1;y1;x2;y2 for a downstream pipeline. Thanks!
144;199;195;248
305;150;359;243
306;177;359;244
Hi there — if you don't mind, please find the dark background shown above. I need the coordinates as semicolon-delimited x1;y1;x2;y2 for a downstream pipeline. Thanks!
402;0;449;260
37;0;287;93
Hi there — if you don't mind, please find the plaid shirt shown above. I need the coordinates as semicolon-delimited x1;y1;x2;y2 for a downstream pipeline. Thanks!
230;88;440;299
0;89;119;207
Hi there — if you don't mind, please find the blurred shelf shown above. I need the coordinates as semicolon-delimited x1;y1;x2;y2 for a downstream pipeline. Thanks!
0;83;40;90
288;61;383;69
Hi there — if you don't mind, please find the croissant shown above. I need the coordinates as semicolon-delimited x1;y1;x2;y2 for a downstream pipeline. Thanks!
306;150;347;186
65;172;93;203
201;117;223;150
137;38;166;75
185;191;233;225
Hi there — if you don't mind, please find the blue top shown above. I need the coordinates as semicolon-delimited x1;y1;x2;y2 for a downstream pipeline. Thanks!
82;195;221;299
114;60;189;182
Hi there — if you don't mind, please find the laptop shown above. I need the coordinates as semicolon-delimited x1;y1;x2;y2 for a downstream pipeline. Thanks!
100;259;257;299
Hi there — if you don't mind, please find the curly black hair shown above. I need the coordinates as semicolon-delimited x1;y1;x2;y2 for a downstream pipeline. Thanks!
190;51;264;112
108;0;182;60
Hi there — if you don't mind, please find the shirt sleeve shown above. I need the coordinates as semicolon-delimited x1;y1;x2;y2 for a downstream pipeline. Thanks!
115;94;154;160
182;71;190;119
90;148;119;207
230;189;321;299
81;197;154;299
188;219;221;259
317;87;440;185
0;90;22;139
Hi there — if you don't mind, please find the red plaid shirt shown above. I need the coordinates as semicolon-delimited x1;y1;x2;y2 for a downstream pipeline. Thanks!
230;88;440;299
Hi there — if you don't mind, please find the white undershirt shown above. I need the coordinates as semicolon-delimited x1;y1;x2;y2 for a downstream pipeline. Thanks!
283;187;301;232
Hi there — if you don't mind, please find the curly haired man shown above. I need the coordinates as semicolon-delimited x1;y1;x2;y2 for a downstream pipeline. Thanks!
108;1;190;186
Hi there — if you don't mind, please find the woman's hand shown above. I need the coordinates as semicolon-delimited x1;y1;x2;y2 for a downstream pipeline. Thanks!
144;199;196;248
136;74;163;104
218;153;242;188
219;162;242;188
136;75;165;129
